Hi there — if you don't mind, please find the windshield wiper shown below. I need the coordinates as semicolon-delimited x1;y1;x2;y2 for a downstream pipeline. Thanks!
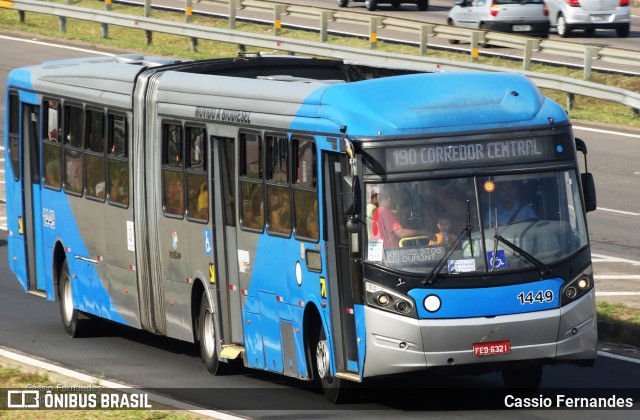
423;200;473;286
491;215;550;276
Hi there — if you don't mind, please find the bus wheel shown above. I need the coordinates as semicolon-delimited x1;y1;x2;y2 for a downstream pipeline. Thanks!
315;326;352;403
199;292;228;375
58;260;89;337
502;364;543;389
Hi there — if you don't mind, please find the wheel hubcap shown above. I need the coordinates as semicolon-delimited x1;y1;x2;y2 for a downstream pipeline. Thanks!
203;309;215;359
316;339;329;379
63;278;73;322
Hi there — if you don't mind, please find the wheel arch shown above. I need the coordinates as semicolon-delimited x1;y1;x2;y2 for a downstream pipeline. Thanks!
191;278;207;342
52;240;67;302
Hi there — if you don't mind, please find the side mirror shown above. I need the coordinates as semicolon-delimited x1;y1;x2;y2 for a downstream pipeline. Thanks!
581;172;597;213
341;175;361;216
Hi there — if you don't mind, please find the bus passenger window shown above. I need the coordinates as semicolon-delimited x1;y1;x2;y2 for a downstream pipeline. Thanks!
164;123;183;167
43;144;62;189
266;134;291;236
64;149;84;194
64;105;83;148
292;138;318;241
85;109;106;200
8;93;20;180
186;126;208;221
109;114;127;157
164;170;184;216
44;100;61;142
239;132;264;231
107;114;129;206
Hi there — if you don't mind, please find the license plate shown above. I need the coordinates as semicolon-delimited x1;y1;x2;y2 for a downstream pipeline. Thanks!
512;25;532;32
473;340;511;356
591;15;610;23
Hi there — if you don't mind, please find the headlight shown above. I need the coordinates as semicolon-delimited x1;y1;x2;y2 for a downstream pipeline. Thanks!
560;266;593;306
365;281;417;318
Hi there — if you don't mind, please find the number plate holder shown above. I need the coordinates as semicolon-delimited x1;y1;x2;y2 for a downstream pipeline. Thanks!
512;25;532;32
473;340;511;356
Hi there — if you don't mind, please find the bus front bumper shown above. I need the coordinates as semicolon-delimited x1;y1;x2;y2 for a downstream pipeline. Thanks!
362;289;597;378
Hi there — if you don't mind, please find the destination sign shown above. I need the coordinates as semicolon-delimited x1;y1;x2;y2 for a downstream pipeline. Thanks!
374;136;571;173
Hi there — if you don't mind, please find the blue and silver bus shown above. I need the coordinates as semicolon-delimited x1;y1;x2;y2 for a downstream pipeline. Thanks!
5;54;597;402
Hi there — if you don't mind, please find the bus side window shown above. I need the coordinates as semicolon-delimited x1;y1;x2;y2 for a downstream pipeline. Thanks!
63;104;84;195
162;122;184;216
292;137;318;241
8;92;20;181
85;108;106;200
42;99;62;189
107;113;129;206
186;125;208;222
239;131;264;231
266;133;291;236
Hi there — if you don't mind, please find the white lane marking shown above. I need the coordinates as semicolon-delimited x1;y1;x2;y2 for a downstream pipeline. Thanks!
0;35;114;56
595;275;640;280
596;292;640;296
597;207;640;217
598;351;640;365
592;254;640;265
0;347;243;419
574;125;640;139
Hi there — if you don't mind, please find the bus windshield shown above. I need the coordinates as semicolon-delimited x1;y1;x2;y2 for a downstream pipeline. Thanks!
364;170;588;275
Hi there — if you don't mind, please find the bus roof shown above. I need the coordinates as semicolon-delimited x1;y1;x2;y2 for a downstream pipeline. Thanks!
9;54;569;136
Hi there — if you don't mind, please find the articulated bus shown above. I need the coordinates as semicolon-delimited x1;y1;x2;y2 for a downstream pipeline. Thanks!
5;54;598;402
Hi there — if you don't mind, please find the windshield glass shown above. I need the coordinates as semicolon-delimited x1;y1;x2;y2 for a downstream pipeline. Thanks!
365;171;588;275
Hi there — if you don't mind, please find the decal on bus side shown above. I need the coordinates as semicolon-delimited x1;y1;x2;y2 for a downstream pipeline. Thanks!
42;209;55;229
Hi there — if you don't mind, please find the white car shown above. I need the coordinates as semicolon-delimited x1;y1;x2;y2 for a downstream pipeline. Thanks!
545;0;631;38
448;0;551;39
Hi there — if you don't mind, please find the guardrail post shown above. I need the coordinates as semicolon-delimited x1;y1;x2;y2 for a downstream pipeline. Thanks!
523;39;535;71
102;0;112;39
144;0;152;45
583;46;599;81
419;24;434;56
566;93;575;111
273;5;285;36
60;0;74;33
186;0;198;51
369;17;381;50
229;0;237;30
320;11;332;43
18;10;25;24
470;32;479;63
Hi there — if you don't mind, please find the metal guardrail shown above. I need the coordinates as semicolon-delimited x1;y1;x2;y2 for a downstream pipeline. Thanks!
2;0;640;113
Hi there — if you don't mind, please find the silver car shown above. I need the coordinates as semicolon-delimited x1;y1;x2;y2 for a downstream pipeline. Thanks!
448;0;551;39
545;0;631;37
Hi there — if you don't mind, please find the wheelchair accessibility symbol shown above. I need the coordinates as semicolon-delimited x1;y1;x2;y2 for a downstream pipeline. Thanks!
487;250;506;269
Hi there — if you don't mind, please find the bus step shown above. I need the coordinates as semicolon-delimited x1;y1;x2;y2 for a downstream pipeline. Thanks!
219;345;244;360
27;290;47;299
335;372;362;383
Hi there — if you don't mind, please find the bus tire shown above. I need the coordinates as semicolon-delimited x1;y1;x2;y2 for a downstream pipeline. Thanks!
502;364;543;389
199;292;228;375
58;260;90;337
315;325;352;403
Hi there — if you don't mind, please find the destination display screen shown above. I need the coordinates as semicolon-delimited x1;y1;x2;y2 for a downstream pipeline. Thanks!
367;135;573;173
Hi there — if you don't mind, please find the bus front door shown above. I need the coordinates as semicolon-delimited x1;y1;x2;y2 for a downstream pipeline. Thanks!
21;103;45;293
324;151;362;381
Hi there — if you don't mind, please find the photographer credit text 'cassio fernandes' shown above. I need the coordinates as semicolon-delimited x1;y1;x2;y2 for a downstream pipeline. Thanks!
505;394;634;409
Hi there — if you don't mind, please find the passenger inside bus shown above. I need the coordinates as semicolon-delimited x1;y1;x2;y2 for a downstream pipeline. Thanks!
306;199;319;239
165;176;184;214
371;186;433;249
487;181;538;226
268;188;291;234
428;216;458;247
